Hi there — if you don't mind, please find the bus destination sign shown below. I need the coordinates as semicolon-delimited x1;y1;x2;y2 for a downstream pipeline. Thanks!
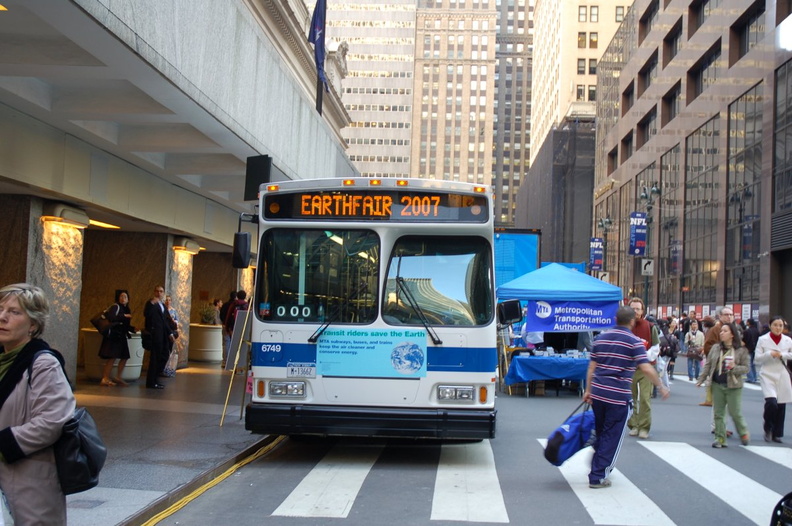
264;190;488;222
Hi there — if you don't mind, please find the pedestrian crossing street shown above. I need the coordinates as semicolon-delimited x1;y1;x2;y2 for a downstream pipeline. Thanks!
269;438;789;525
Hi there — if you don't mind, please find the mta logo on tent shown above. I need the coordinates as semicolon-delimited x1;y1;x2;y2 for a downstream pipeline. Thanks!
535;301;552;319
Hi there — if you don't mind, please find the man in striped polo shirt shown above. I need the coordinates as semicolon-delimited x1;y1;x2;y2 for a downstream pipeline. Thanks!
583;305;669;488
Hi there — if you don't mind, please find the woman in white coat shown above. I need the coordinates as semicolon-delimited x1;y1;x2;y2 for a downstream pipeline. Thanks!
755;316;792;443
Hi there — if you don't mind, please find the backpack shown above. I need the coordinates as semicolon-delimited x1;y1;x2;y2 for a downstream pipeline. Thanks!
659;335;673;358
544;402;596;466
224;300;248;332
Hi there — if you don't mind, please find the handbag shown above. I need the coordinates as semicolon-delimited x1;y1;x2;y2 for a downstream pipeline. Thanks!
141;329;153;351
28;351;107;495
544;401;595;466
54;407;107;495
90;311;112;337
163;350;178;377
687;345;703;360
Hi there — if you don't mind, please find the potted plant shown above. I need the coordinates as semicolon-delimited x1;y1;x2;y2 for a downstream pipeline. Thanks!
198;303;217;325
189;303;223;362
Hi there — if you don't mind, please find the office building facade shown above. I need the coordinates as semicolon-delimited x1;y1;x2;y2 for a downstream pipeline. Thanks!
594;0;792;320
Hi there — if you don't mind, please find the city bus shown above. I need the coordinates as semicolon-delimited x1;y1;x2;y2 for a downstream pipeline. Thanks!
238;177;499;439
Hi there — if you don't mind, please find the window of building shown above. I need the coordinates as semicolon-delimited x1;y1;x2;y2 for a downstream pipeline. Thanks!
616;6;625;22
682;116;720;304
639;0;659;44
621;131;633;164
591;6;599;22
726;82;762;302
730;4;765;66
689;0;722;37
663;19;682;68
638;107;658;148
687;43;721;102
638;51;659;97
774;59;792;212
576;84;586;101
589;58;597;74
658;145;682;306
662;82;682;127
579;6;587;22
607;147;618;174
777;0;792;25
588;85;597;101
578;32;587;48
578;58;586;75
590;32;599;48
622;82;635;116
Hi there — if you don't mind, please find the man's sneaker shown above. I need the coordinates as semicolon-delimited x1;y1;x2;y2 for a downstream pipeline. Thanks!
638;429;649;439
628;428;639;437
712;441;727;448
589;479;612;489
740;434;750;446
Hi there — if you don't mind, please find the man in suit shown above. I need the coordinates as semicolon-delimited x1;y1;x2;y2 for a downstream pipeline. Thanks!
143;285;174;389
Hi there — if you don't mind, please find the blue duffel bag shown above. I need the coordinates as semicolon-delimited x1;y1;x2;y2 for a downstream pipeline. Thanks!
544;401;595;466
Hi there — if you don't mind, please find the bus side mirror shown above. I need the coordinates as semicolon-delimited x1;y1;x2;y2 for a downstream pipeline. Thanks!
232;232;251;268
497;300;523;326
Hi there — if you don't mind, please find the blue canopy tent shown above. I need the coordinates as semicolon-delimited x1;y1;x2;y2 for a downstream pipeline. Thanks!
497;263;622;302
497;263;622;333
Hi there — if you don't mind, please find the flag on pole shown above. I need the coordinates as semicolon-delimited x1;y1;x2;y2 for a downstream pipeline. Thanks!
308;0;328;92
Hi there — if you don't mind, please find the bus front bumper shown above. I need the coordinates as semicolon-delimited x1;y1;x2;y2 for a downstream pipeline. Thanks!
245;403;496;440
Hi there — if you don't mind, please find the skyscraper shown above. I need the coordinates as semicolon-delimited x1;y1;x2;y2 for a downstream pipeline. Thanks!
326;0;417;178
411;0;498;185
492;0;533;225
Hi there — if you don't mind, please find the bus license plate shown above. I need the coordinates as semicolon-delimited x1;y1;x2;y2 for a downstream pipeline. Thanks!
287;363;316;378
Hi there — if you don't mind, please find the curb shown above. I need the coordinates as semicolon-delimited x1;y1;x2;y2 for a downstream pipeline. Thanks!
118;435;279;525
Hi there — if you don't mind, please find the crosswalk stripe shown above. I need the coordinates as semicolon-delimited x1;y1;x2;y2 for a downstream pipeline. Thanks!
272;444;383;518
671;376;761;390
639;441;781;525
431;439;509;523
744;444;792;469
537;439;675;526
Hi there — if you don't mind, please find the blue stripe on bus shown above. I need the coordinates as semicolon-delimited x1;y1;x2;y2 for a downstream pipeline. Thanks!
251;342;497;372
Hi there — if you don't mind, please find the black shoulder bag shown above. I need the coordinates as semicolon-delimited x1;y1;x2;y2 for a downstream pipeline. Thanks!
27;351;108;495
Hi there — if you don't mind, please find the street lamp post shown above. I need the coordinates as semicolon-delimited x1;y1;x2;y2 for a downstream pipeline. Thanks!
597;217;613;275
639;182;660;307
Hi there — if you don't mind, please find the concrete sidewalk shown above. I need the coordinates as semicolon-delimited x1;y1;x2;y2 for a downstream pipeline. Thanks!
67;363;268;525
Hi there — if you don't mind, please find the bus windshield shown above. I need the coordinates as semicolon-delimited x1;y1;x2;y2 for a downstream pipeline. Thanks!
258;229;379;323
382;236;493;327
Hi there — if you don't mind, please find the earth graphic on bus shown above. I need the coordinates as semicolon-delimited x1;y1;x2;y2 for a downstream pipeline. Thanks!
391;342;424;375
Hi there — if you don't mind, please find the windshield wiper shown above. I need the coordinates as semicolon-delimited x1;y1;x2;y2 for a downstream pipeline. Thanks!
395;277;443;345
308;282;368;343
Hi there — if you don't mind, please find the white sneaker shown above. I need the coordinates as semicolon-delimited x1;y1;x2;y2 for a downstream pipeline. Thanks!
629;428;639;437
638;429;650;439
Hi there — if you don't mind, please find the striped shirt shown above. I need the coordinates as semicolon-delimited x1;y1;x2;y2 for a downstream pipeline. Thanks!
590;326;649;405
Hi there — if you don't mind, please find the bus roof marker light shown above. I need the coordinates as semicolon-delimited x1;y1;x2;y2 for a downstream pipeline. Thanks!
369;179;382;186
343;179;355;186
266;184;279;192
396;180;409;186
473;186;486;193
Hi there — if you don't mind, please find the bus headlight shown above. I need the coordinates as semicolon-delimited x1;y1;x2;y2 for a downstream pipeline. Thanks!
437;385;475;403
269;381;306;398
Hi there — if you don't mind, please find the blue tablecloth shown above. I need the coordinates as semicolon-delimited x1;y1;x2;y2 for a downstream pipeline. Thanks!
505;355;590;385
